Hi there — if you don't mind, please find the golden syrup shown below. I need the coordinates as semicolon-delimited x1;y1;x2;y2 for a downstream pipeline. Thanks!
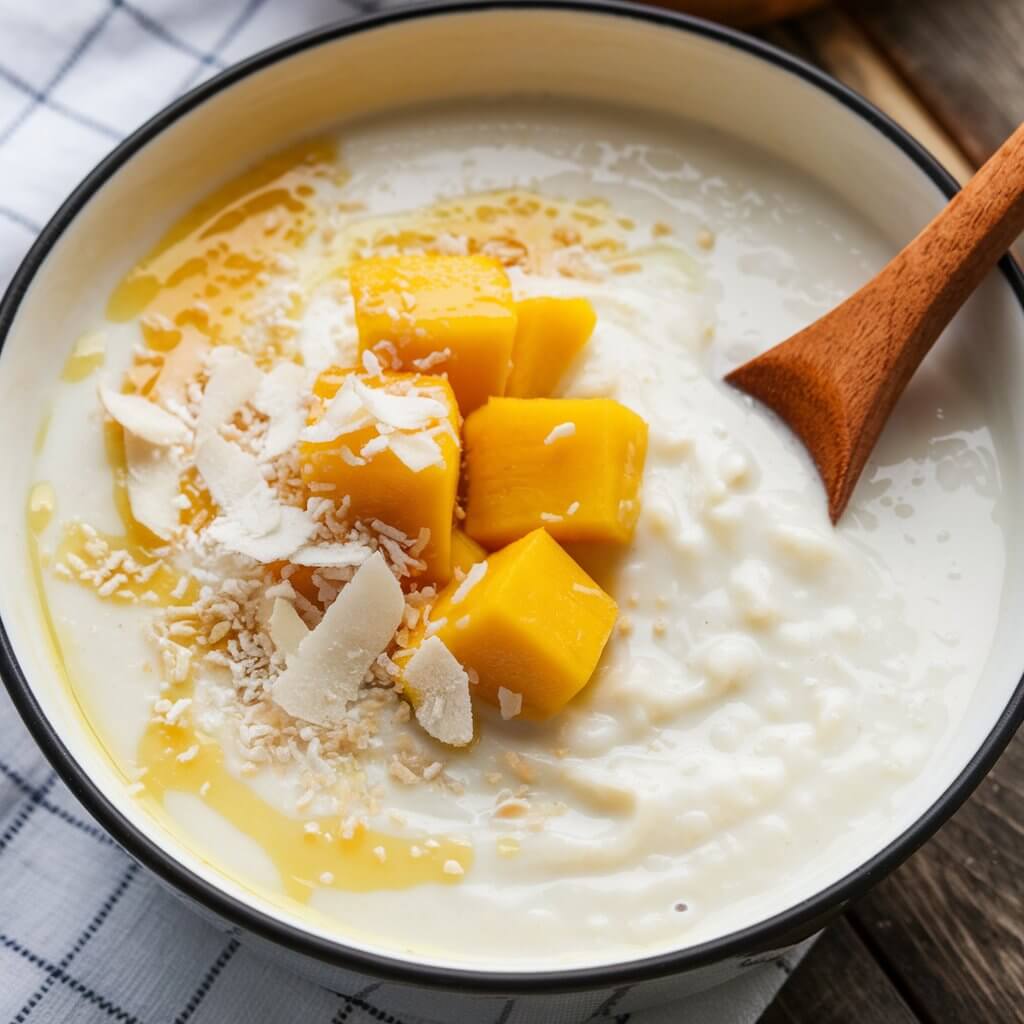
34;410;51;455
28;482;55;534
53;421;195;605
137;710;471;898
106;139;342;357
39;145;676;904
320;188;628;283
496;836;521;858
61;330;106;382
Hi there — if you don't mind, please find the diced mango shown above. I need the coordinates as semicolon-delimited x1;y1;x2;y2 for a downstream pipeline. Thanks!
416;528;617;719
299;368;460;583
450;527;487;576
505;297;596;398
463;397;648;549
350;253;517;415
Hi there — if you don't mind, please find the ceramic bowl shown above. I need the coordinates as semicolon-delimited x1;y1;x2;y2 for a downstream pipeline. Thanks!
2;3;1022;1020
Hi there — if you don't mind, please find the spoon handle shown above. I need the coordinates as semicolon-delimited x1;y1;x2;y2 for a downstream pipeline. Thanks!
877;121;1024;380
725;122;1024;524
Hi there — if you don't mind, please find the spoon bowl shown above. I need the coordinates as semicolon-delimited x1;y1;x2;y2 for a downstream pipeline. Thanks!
727;121;1024;521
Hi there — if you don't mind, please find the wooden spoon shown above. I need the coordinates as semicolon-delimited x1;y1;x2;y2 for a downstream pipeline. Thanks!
725;121;1024;523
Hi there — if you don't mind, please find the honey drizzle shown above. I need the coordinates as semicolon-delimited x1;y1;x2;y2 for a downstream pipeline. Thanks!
28;482;55;534
61;330;106;382
41;139;475;898
35;140;677;903
107;138;340;341
138;713;471;899
48;422;473;894
328;189;630;279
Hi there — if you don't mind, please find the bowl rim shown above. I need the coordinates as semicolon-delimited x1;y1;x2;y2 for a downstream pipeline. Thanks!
1;0;1022;996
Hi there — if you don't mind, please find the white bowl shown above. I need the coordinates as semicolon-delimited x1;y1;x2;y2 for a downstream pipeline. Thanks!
1;3;1022;1019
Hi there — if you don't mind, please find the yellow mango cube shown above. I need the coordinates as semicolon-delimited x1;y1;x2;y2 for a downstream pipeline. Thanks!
463;397;648;549
350;253;517;415
299;368;461;583
505;297;596;398
450;527;487;576
418;528;617;719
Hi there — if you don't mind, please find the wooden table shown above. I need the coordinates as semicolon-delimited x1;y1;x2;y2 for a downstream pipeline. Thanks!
742;2;1024;1020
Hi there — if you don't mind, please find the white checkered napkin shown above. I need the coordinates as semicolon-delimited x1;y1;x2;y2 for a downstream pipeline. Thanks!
0;2;813;1020
0;689;812;1024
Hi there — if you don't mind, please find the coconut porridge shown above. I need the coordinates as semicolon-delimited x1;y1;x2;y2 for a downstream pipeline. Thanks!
27;101;1007;967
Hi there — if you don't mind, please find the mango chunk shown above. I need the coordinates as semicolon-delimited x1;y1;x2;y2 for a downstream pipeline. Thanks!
450;527;487;576
417;528;617;719
506;297;596;398
350;253;517;415
463;397;648;549
299;368;460;582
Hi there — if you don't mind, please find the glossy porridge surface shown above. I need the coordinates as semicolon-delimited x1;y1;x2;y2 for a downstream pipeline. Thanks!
29;100;1007;966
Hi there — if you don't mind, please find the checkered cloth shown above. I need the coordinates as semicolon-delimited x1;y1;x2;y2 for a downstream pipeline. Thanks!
0;2;814;1020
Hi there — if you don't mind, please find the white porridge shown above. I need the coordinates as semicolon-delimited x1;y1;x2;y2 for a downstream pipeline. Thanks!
27;100;1007;968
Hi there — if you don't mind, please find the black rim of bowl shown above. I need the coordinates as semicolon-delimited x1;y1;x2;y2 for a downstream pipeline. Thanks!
1;0;1022;997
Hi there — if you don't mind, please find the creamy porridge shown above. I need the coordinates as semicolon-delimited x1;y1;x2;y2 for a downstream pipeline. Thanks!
27;101;1007;967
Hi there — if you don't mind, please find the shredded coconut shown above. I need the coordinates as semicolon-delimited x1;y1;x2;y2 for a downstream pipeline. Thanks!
99;386;190;446
450;560;487;605
404;637;473;746
498;687;523;720
196;347;262;445
543;422;576;445
272;552;405;725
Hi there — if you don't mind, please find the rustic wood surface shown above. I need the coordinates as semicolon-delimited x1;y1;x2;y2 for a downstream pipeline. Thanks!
763;918;919;1024
752;1;1024;1021
847;0;1024;167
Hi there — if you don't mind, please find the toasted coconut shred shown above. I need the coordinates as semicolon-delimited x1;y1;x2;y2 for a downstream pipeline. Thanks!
90;314;487;827
55;179;634;875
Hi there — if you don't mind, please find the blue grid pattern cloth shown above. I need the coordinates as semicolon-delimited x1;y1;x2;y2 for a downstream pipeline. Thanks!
0;2;812;1020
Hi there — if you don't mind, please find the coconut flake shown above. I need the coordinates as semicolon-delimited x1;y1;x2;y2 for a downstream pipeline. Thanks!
297;292;356;373
255;361;308;458
300;376;373;443
498;686;523;720
99;387;190;446
123;433;181;539
272;552;404;725
405;637;473;747
388;432;444;472
361;349;383;377
543;422;576;445
152;326;208;403
300;376;446;445
290;542;372;567
196;436;313;561
196;348;262;444
339;446;366;467
450;560;487;605
196;436;280;533
268;598;308;659
360;433;390;459
359;380;446;430
206;507;313;563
